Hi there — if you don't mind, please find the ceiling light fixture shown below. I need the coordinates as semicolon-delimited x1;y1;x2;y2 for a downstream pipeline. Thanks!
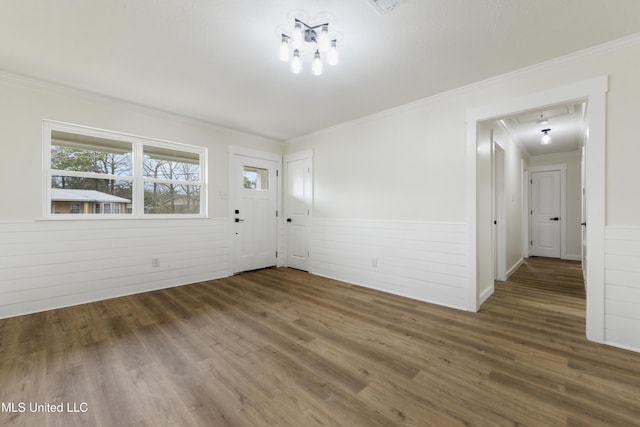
541;128;551;145
280;18;338;76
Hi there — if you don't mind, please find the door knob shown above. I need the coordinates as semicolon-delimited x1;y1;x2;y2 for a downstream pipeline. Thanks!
235;218;245;223
549;217;559;221
286;218;292;223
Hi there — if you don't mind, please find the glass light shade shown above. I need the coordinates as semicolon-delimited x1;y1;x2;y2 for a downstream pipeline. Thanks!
290;50;302;74
327;42;339;66
318;25;330;52
279;38;289;62
292;22;303;49
541;133;551;145
312;51;324;76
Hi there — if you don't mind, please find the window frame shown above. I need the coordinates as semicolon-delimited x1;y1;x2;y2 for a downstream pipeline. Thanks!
43;120;207;219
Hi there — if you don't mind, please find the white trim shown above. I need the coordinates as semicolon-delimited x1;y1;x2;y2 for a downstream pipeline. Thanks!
284;149;313;162
506;258;524;279
479;286;494;306
287;34;638;145
466;75;608;345
529;164;567;260
228;145;282;162
584;86;607;343
1;71;279;142
522;161;529;258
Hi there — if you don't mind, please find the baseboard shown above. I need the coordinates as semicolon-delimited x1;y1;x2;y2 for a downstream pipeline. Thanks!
563;254;582;261
479;286;494;305
605;340;640;354
506;258;524;279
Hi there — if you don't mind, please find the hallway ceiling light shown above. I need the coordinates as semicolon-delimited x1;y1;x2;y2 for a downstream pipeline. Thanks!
279;18;339;76
541;128;551;145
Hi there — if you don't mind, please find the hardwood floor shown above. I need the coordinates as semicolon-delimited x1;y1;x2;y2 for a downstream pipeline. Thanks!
1;257;640;426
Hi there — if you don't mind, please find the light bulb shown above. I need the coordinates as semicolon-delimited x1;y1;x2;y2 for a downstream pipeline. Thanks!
541;132;551;145
318;24;330;52
327;40;339;66
290;49;302;74
292;21;303;49
279;36;289;62
312;50;323;76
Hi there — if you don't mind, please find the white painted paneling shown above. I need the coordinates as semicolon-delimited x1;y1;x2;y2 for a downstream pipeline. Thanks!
0;71;280;319
604;227;640;352
310;218;468;309
0;219;230;318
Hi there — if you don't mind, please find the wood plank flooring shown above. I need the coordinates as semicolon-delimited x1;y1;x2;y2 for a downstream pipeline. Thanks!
1;257;640;426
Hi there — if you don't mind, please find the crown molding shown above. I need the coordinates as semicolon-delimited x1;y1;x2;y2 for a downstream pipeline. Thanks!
287;31;640;145
0;69;279;144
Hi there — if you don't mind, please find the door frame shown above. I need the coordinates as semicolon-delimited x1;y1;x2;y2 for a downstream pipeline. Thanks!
528;164;567;259
228;146;283;274
465;75;608;344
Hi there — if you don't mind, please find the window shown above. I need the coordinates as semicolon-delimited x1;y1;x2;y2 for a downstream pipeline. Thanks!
143;146;201;214
243;166;269;190
45;121;206;218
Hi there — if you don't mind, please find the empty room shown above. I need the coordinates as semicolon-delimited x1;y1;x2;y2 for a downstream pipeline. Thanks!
2;1;640;426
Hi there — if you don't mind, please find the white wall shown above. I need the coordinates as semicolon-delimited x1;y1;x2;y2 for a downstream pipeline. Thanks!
529;151;582;259
286;36;640;352
286;94;470;309
0;73;280;318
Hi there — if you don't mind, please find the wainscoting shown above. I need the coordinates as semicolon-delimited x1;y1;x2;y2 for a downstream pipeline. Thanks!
310;218;468;309
605;226;640;352
0;219;229;319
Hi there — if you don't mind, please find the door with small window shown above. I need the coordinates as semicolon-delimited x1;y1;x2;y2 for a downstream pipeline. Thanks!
232;154;278;273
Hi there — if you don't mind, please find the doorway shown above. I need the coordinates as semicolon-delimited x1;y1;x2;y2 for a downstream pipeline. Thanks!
466;76;607;343
229;147;281;274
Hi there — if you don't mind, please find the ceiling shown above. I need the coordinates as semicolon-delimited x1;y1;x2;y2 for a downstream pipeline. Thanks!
498;102;586;157
1;1;640;141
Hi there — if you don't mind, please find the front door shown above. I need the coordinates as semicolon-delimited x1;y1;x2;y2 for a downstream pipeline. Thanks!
233;154;278;273
531;170;561;258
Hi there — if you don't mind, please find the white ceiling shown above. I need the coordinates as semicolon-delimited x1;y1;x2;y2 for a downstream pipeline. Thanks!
2;1;640;141
498;102;586;157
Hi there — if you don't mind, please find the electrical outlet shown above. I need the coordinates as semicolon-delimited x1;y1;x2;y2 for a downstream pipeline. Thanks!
152;258;160;268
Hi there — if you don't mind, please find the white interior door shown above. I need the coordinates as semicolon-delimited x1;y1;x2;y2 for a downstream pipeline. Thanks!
531;170;561;258
233;154;278;273
285;152;312;271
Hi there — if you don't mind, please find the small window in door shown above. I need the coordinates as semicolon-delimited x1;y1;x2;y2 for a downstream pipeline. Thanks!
243;166;269;190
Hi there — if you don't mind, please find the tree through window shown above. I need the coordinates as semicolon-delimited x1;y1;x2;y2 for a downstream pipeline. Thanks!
45;122;206;218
